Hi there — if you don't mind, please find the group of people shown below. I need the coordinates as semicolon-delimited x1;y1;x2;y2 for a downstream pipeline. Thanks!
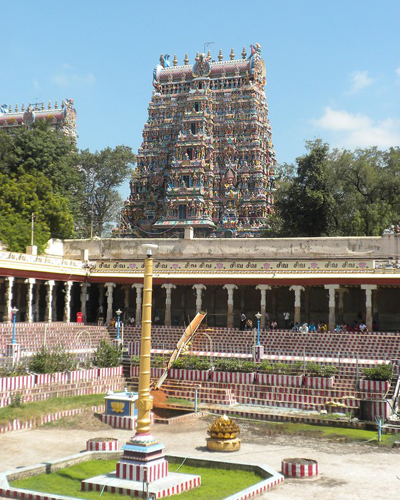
290;321;326;333
240;312;278;331
333;320;373;333
240;309;375;334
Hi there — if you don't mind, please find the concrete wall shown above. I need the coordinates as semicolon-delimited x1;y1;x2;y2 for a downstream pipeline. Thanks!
55;234;400;261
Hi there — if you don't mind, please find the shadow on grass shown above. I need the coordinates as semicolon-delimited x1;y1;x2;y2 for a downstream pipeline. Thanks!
56;472;83;483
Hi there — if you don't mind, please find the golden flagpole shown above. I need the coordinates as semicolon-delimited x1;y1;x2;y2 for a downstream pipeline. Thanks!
136;243;158;435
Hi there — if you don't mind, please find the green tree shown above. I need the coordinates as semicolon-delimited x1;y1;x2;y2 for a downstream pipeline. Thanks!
0;123;81;198
329;147;400;236
76;146;136;237
274;140;336;237
93;340;122;367
270;142;400;238
0;172;74;252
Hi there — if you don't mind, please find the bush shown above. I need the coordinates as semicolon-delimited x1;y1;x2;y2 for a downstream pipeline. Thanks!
171;358;185;369
131;355;140;366
152;356;166;368
187;357;211;370
257;361;274;373
10;392;22;408
363;364;394;381
306;362;337;378
323;365;338;377
257;361;302;375
93;340;122;368
0;364;28;378
214;358;256;373
29;346;76;374
170;356;211;370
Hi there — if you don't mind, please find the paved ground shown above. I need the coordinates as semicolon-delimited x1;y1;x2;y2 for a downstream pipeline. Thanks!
0;416;399;500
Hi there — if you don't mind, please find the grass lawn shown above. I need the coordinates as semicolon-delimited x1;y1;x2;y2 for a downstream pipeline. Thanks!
166;397;195;407
249;420;397;446
0;394;105;426
11;459;262;500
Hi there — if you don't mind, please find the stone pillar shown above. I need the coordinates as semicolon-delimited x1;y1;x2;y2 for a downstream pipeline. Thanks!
324;284;340;331
45;281;55;323
132;284;143;324
240;288;245;314
289;285;305;325
80;283;91;322
123;285;130;320
24;278;36;323
34;282;40;322
98;284;105;320
105;282;115;324
256;285;271;328
338;287;348;324
16;282;22;313
4;277;14;323
223;284;238;328
271;287;277;324
52;282;58;321
162;283;177;326
361;285;377;331
192;284;206;313
63;281;72;322
372;289;379;328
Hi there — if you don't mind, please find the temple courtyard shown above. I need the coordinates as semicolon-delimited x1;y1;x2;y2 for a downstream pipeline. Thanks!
0;415;398;500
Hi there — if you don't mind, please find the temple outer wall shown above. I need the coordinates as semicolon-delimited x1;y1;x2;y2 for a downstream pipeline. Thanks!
48;234;399;262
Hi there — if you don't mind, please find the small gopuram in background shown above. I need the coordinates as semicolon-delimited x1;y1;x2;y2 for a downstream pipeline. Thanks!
0;99;77;140
122;44;276;238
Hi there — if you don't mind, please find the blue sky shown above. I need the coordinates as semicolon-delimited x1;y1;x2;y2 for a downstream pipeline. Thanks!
2;0;400;199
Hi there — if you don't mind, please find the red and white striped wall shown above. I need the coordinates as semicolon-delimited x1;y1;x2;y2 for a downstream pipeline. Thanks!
362;400;391;420
81;475;201;499
99;412;154;430
359;379;390;394
130;366;164;378
116;458;168;482
211;371;255;384
169;369;210;382
99;414;136;430
0;375;35;391
304;376;335;389
256;373;304;387
86;438;119;451
0;405;104;434
68;368;98;383
227;476;284;500
98;366;123;378
281;459;318;478
35;372;69;385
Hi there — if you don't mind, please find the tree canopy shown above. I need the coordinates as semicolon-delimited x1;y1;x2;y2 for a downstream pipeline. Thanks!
271;140;400;237
0;122;81;198
0;125;135;251
76;146;136;238
0;172;74;252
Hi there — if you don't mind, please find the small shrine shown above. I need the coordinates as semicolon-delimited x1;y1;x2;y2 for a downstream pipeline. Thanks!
206;414;241;451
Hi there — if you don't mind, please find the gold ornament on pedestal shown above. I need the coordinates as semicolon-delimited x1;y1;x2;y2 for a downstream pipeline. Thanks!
206;414;241;452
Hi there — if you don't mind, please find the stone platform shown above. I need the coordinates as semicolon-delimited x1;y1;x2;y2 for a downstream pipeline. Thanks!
82;470;201;498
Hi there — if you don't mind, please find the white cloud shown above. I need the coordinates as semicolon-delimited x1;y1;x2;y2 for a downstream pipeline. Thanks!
314;107;400;149
32;79;41;91
348;70;374;93
52;64;95;87
396;67;400;79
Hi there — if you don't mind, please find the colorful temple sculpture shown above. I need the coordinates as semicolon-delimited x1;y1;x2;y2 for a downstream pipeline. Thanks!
0;99;77;140
122;44;276;237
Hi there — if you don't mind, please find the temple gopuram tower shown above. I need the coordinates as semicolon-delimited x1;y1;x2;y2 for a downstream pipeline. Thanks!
123;44;276;237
